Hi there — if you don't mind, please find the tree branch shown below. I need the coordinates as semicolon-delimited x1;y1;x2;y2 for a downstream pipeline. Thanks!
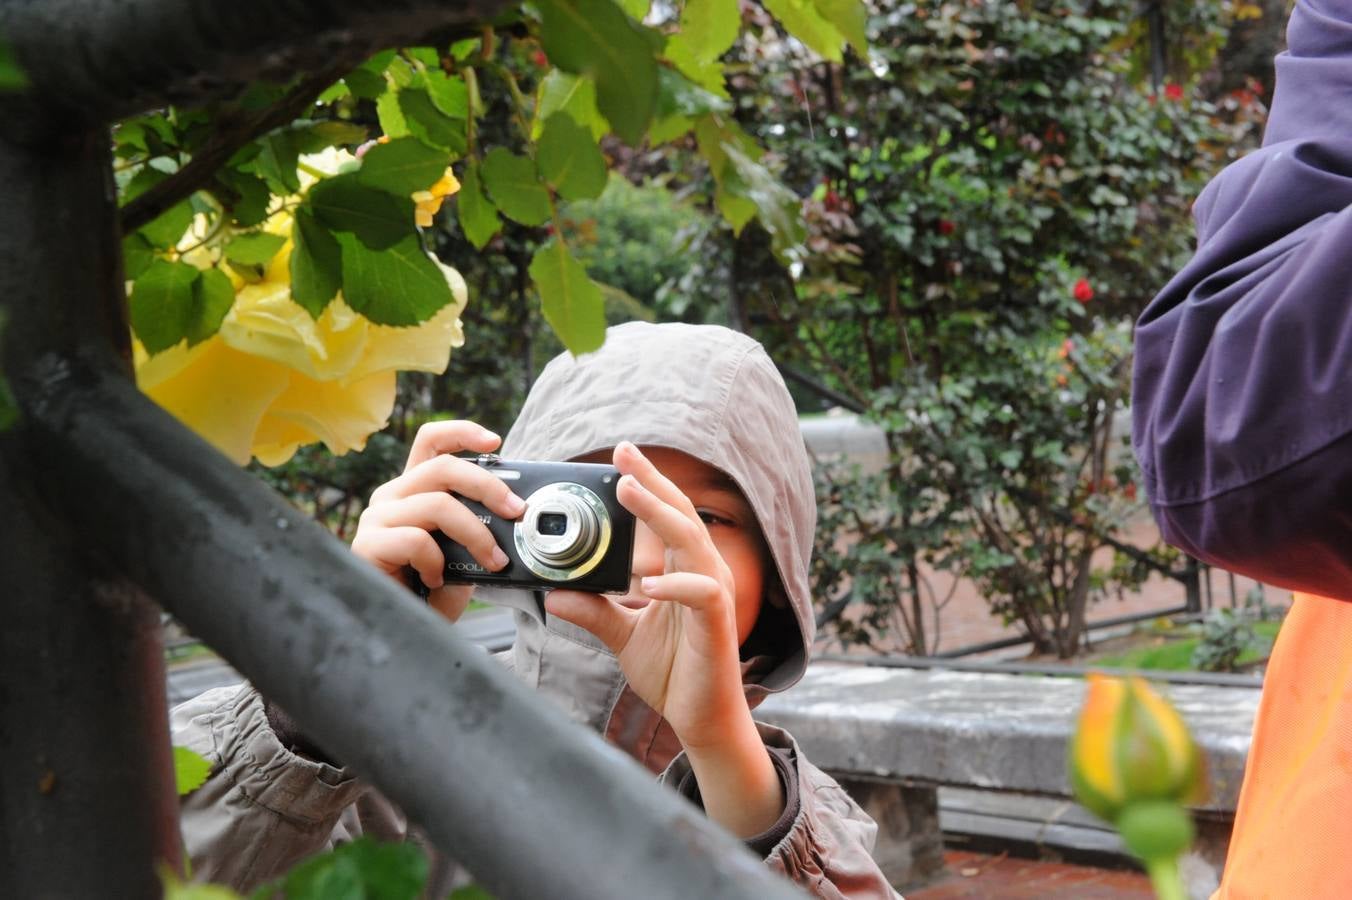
121;64;347;234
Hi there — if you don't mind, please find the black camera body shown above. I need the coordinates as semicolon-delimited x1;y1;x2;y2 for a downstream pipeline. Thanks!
435;455;636;594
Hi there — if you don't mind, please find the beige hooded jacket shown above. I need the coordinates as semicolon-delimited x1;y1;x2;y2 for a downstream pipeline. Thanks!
174;322;900;898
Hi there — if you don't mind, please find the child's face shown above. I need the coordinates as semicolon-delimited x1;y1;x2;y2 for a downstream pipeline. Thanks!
578;446;768;644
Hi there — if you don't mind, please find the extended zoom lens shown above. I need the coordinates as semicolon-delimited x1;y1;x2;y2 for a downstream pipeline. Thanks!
537;512;568;536
514;483;613;582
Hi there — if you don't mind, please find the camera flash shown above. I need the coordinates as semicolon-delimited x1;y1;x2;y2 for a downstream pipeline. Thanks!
602;475;614;484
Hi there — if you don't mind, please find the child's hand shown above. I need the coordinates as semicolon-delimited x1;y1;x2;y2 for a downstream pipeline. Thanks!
546;442;747;745
545;443;784;836
351;420;526;622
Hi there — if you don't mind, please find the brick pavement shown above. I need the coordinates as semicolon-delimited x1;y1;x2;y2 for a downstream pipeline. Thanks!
908;851;1154;899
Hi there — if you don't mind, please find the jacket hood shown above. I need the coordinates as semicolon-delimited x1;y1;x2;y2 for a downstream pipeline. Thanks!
499;321;816;698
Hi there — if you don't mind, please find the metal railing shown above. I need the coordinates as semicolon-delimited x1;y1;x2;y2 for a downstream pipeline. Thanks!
0;4;803;898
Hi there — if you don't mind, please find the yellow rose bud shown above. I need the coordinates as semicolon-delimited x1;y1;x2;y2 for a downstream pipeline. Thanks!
1068;674;1205;823
413;170;461;228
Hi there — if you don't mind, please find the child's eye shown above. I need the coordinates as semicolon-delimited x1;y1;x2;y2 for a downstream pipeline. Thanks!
696;509;734;527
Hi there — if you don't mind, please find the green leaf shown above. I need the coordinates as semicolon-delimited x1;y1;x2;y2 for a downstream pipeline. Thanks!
761;0;846;62
714;182;757;233
537;114;608;201
317;80;350;103
309;173;416;249
129;260;201;353
534;71;609;141
813;0;868;55
223;232;286;267
398;89;467;156
535;0;658;144
255;839;427;900
457;162;502;249
616;0;650;19
0;40;29;91
450;38;480;62
377;90;410;138
124;169;195;250
648;113;694;145
290;208;343;318
529;239;607;354
480;148;551;226
122;232;155;280
257;132;301;195
187;269;235;346
357;137;448;195
422;70;469;120
405;46;441;68
214;169;271;227
654;65;729;121
721;142;806;255
337;232;452;326
291;120;370;154
674;0;739;63
175;740;214;794
345;50;396;100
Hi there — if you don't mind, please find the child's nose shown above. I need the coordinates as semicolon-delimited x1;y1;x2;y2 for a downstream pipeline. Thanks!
629;520;666;579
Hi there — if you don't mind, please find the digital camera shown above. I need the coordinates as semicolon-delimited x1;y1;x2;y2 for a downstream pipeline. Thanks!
434;455;636;594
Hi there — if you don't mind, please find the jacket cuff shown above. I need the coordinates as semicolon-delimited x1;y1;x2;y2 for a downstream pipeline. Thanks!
667;744;801;858
201;684;364;826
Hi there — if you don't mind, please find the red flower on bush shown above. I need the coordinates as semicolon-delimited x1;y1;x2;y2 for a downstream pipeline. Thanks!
1073;278;1094;303
533;50;548;68
937;219;955;236
1164;82;1184;102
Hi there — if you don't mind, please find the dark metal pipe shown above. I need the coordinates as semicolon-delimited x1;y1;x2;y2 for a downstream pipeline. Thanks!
0;0;504;130
0;126;181;897
22;369;805;900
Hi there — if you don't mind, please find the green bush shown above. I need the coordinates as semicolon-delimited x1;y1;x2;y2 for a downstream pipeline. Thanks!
685;0;1263;656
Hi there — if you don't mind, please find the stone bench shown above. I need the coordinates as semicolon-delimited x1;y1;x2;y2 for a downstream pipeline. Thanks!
755;661;1260;888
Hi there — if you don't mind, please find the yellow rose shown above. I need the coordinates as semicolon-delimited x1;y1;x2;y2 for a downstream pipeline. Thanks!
135;204;468;465
1068;674;1204;822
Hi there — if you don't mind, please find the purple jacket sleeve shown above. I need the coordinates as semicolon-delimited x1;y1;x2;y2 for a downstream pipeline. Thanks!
1132;0;1352;597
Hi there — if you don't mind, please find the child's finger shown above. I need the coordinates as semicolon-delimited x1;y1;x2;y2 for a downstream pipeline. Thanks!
352;526;446;589
616;474;719;572
612;442;698;519
404;420;502;471
428;584;475;622
544;590;636;654
362;493;509;573
373;454;526;521
638;572;724;612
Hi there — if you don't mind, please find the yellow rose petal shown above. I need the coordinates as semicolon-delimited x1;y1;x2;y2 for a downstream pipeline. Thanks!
1075;674;1127;803
253;369;397;462
135;336;291;466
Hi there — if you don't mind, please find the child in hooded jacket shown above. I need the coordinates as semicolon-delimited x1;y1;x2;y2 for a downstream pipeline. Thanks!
173;321;900;898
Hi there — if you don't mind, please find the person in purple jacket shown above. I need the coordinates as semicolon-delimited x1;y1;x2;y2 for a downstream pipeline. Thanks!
1133;1;1352;895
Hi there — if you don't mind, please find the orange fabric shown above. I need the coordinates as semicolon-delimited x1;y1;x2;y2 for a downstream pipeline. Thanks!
1216;592;1352;898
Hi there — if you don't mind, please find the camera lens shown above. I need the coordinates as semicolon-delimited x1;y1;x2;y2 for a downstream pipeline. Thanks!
537;512;568;536
515;482;613;582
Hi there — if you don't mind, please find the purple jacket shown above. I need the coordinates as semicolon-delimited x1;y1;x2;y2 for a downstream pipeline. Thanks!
1133;0;1352;598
